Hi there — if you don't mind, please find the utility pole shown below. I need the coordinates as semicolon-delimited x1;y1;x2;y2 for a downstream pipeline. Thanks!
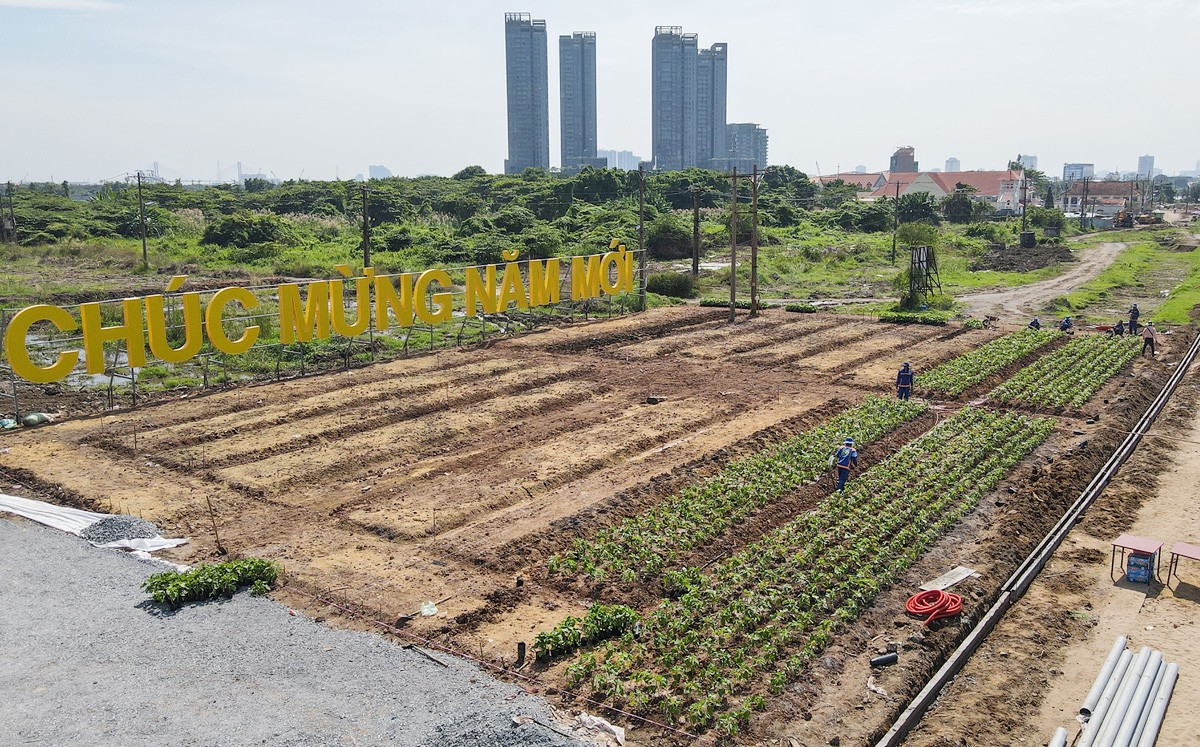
729;167;738;323
1080;177;1090;230
360;186;371;268
637;165;646;311
1;182;16;244
1019;156;1029;233
136;171;149;268
749;165;760;318
690;184;701;279
890;180;903;265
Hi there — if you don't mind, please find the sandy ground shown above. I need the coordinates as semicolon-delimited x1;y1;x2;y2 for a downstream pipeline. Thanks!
905;361;1200;746
1030;373;1200;745
959;242;1126;319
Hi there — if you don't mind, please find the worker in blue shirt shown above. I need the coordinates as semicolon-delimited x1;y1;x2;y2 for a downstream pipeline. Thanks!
833;438;858;491
1059;316;1073;333
1028;317;1041;330
896;361;915;401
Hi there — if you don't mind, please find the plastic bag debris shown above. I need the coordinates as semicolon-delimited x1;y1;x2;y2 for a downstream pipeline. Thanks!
0;418;18;430
575;712;625;746
420;601;438;616
21;412;52;427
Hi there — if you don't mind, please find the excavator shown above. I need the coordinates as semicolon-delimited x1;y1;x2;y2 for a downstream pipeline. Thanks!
1114;209;1134;228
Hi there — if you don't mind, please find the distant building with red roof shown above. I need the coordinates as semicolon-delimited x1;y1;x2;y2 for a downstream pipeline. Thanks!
869;170;1024;211
1060;180;1141;215
812;172;887;191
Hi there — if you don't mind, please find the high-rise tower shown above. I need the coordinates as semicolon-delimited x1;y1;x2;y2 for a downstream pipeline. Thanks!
504;13;549;174
651;27;696;171
696;43;727;167
559;32;603;174
651;28;728;171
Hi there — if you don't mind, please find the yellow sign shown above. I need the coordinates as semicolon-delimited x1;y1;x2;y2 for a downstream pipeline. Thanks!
3;245;636;384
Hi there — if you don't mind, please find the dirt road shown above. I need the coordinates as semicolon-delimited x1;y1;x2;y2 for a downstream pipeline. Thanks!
959;242;1127;320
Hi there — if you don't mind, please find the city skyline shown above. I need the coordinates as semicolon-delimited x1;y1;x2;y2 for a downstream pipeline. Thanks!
2;0;1198;182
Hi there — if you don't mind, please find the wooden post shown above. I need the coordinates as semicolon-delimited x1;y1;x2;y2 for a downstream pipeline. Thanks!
205;495;227;555
691;185;701;279
136;172;149;268
750;165;760;318
729;167;738;323
638;165;647;311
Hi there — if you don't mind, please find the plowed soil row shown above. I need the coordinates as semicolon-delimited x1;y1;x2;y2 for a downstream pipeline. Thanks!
1;305;1146;746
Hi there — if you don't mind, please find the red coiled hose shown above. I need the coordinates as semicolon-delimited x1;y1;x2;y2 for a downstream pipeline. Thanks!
905;589;963;626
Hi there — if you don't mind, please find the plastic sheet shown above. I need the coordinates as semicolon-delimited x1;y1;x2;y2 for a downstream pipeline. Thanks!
0;492;187;552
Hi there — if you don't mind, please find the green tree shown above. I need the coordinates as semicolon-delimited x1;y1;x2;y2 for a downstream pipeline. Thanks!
941;184;978;224
818;179;858;208
243;177;273;193
896;191;941;224
452;165;487;180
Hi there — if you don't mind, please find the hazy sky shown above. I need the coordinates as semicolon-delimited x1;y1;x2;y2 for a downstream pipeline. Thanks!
4;0;1198;183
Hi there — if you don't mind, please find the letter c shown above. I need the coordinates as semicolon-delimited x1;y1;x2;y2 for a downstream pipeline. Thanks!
4;305;80;384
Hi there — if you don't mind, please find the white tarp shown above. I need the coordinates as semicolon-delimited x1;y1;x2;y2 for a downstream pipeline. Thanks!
0;492;188;552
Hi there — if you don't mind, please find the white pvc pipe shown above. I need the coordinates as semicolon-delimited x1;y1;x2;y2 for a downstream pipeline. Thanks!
1107;652;1163;747
1048;726;1069;747
1130;659;1168;746
1078;649;1134;747
1135;662;1179;747
1094;646;1151;747
1094;646;1151;746
1082;636;1129;717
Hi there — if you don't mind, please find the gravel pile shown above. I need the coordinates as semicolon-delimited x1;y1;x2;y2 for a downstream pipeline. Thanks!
79;515;161;544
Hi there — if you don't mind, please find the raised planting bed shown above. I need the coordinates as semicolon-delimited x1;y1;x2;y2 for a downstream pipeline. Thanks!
561;406;1054;736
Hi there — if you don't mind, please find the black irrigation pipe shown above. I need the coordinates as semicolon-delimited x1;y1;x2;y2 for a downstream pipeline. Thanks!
875;330;1200;747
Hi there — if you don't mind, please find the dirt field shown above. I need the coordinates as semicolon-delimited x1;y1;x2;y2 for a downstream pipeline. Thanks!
0;304;1179;745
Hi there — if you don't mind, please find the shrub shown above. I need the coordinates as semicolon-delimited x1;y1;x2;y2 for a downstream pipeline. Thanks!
785;303;818;313
964;222;1011;244
878;310;951;325
699;298;772;309
202;211;290;248
646;271;695;298
647;213;692;260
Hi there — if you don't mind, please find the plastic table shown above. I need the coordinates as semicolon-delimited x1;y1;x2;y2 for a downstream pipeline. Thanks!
1168;542;1200;588
1110;534;1163;583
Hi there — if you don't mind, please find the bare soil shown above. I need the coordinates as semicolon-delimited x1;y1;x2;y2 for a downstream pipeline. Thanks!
959;243;1127;319
969;243;1075;273
0;305;1177;746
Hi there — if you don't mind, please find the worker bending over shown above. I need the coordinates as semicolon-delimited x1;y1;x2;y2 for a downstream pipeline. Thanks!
896;361;915;401
1028;317;1041;330
833;438;858;492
